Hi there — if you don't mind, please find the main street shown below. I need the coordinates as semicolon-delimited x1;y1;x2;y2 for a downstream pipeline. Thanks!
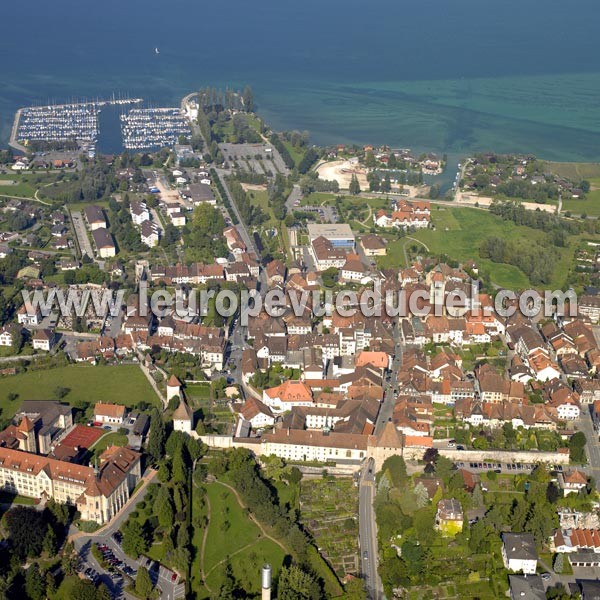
359;458;383;600
358;325;404;599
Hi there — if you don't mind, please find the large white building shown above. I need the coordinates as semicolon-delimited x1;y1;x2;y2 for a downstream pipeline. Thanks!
0;445;141;524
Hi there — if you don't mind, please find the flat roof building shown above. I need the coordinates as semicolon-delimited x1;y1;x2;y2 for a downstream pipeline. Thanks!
307;224;355;249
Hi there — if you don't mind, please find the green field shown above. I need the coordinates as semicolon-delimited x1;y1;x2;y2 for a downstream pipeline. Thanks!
540;161;600;181
0;364;159;419
561;177;600;216
0;172;61;200
193;481;287;597
377;206;586;289
281;140;305;168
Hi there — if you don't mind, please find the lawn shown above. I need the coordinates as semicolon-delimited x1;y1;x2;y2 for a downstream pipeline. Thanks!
378;206;585;289
91;432;129;456
198;482;286;597
0;172;63;200
0;364;159;419
281;140;305;168
247;189;278;227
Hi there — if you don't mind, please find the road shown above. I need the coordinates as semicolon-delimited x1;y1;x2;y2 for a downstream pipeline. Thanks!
215;168;259;258
285;184;303;213
577;408;600;491
357;328;403;599
359;458;383;600
73;470;185;600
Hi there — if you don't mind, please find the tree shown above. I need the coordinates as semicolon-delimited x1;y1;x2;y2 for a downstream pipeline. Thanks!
472;484;484;507
53;386;70;399
569;431;587;463
171;443;190;484
135;566;154;599
423;448;439;465
4;506;48;559
42;525;57;555
147;409;166;463
413;482;429;508
121;519;150;557
155;486;174;528
381;455;408;488
276;565;322;600
546;482;560;504
45;571;56;597
242;86;255;112
61;541;78;576
343;577;368;599
349;174;361;196
554;552;564;574
25;563;46;600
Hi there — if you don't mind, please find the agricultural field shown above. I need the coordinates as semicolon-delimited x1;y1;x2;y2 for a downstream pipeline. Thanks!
299;478;359;579
0;364;159;419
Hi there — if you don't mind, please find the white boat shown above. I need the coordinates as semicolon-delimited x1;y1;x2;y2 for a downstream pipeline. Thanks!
155;48;160;55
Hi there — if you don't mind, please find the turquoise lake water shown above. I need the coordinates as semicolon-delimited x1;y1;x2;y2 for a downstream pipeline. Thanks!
1;0;600;160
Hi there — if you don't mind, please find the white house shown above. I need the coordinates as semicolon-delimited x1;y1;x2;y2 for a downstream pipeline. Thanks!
17;304;41;326
239;398;275;429
94;403;126;425
502;533;538;574
140;221;159;247
32;329;54;352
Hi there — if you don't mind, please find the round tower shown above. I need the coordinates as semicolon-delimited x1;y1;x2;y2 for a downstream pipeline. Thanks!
261;564;272;600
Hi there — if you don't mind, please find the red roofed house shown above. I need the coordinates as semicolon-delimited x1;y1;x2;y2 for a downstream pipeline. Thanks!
262;380;313;414
94;403;126;425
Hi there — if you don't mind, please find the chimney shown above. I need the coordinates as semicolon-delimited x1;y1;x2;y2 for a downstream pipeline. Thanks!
261;564;271;600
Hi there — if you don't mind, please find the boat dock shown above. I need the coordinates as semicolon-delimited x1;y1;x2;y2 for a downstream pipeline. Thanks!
120;107;190;150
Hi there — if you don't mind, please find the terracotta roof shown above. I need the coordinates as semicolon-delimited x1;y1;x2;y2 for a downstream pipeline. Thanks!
167;374;181;387
94;403;126;419
376;421;403;449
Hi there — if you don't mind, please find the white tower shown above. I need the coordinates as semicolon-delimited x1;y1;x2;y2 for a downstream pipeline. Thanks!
261;564;272;600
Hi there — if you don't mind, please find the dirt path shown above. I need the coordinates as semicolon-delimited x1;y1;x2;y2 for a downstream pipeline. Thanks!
359;204;373;226
200;491;212;591
214;480;288;553
200;479;289;589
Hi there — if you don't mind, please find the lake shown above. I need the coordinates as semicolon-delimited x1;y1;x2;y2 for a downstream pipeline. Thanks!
1;0;600;160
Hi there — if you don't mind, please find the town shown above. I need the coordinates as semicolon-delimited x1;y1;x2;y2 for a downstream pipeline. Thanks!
0;88;600;600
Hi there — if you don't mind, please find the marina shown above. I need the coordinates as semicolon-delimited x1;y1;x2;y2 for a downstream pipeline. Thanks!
120;107;190;150
10;97;143;154
17;103;99;144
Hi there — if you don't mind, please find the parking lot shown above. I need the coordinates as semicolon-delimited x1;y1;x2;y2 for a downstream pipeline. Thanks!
299;204;338;223
70;210;94;258
220;142;290;175
75;475;185;600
